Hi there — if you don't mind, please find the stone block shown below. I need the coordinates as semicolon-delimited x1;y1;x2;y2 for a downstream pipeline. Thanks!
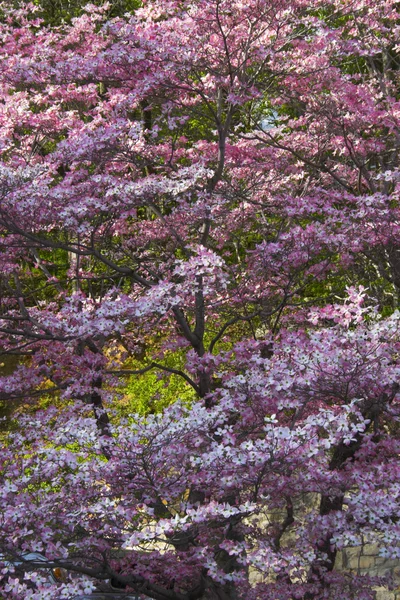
362;544;380;556
359;556;376;570
375;589;396;600
342;547;361;568
344;547;362;559
335;550;344;570
375;559;400;569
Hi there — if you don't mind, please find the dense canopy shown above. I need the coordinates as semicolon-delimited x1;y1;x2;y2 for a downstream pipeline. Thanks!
1;1;400;599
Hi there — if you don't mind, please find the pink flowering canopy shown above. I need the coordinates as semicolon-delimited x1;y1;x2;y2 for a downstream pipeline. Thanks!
1;0;400;598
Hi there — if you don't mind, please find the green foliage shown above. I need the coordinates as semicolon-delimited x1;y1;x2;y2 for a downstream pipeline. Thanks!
14;0;142;25
122;371;195;415
120;351;196;415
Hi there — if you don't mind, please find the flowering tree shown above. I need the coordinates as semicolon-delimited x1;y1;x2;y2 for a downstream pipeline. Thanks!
1;0;400;598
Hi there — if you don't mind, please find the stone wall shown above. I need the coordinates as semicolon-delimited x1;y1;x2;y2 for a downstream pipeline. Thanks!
249;498;400;599
336;545;400;600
